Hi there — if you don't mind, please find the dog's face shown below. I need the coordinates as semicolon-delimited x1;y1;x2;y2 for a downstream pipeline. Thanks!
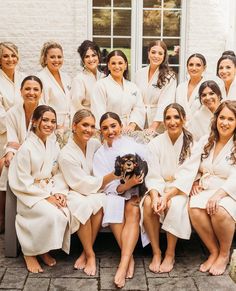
119;154;137;173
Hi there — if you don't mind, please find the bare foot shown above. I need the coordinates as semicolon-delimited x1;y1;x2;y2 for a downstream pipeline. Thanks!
126;256;135;279
84;255;96;276
74;251;87;270
159;253;175;273
24;256;44;273
209;254;229;276
40;253;56;267
199;253;218;272
114;266;126;288
149;252;162;273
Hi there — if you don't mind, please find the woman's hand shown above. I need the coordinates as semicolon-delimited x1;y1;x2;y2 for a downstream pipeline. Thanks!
46;195;65;208
4;152;14;167
206;189;227;215
151;194;167;215
190;180;202;196
125;173;144;189
54;193;67;207
122;122;136;133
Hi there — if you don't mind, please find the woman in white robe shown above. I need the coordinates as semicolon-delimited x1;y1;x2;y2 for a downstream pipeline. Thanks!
134;40;176;133
91;50;145;131
59;109;117;276
176;53;207;121
37;41;71;146
0;42;25;156
93;112;147;288
187;80;222;141
166;101;236;276
142;103;194;274
216;55;236;100
71;40;104;114
0;76;42;235
8;105;70;273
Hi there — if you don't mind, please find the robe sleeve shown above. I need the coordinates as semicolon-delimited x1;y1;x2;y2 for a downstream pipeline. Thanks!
0;93;7;134
8;146;51;208
59;153;103;195
5;109;20;154
220;166;236;201
128;86;145;129
70;76;86;113
153;77;177;122
91;81;107;128
145;140;166;195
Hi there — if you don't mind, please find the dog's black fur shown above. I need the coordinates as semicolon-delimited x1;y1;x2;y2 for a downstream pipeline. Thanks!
114;153;148;197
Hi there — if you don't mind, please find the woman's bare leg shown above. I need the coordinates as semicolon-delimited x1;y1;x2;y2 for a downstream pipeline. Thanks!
189;208;219;272
24;256;43;273
143;195;162;273
114;197;140;288
159;232;177;273
210;207;235;275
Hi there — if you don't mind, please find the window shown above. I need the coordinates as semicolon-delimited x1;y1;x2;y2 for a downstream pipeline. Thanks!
90;0;185;78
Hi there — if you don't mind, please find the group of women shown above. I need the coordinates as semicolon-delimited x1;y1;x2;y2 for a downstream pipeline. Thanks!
0;39;236;288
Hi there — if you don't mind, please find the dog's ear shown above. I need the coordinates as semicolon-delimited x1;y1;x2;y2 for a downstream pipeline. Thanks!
114;156;122;176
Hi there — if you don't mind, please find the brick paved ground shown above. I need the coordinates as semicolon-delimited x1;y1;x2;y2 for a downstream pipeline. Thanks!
0;233;235;290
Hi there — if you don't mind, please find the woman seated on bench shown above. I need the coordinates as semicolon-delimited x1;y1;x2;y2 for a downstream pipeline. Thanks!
59;109;118;276
8;105;70;273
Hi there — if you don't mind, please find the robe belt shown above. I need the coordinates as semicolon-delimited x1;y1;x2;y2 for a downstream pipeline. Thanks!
145;104;157;109
34;177;51;184
164;176;175;183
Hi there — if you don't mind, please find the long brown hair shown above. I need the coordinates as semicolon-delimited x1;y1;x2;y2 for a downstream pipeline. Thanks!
201;101;236;164
164;103;193;164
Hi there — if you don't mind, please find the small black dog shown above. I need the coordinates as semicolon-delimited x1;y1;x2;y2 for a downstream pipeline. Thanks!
114;153;148;197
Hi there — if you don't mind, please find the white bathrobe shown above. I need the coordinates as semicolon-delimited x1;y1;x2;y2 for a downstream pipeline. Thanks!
141;131;195;243
70;68;104;114
59;137;106;233
91;75;145;129
8;132;70;256
37;67;71;127
93;136;147;226
134;66;176;128
220;76;236;101
0;69;25;156
187;105;213;141
190;136;236;221
175;78;205;121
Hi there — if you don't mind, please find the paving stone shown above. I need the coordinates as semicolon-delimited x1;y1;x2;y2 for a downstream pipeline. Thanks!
144;258;169;278
49;278;98;291
100;257;143;268
0;255;25;268
23;277;50;291
194;275;236;291
29;259;98;278
100;267;147;290
0;267;28;289
0;268;6;281
148;277;197;291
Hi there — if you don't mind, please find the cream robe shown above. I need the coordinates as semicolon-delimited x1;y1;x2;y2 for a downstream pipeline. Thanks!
59;137;106;233
141;131;193;241
187;105;213;141
0;69;25;156
8;132;70;256
71;68;104;114
91;75;145;129
0;103;31;191
93;136;146;226
134;66;176;127
220;76;236;100
37;67;71;127
175;78;205;121
190;136;236;221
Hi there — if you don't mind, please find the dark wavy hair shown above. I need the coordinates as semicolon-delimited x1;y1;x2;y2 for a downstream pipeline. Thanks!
21;75;43;91
201;101;236;164
148;40;175;89
31;105;57;132
77;40;101;67
216;55;236;77
164;103;193;165
99;111;122;128
198;80;222;104
104;50;129;80
187;53;206;68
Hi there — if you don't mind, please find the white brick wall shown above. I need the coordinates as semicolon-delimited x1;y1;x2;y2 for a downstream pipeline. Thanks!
0;0;235;79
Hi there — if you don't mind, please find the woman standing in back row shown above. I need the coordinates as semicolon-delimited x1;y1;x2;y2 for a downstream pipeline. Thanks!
135;40;176;133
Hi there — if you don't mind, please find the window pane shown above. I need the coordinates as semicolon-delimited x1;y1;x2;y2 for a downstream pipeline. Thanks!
164;0;181;8
93;38;111;64
93;0;111;7
93;9;111;35
113;38;131;62
163;10;180;36
143;10;161;36
113;0;131;7
143;0;161;8
114;10;131;36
